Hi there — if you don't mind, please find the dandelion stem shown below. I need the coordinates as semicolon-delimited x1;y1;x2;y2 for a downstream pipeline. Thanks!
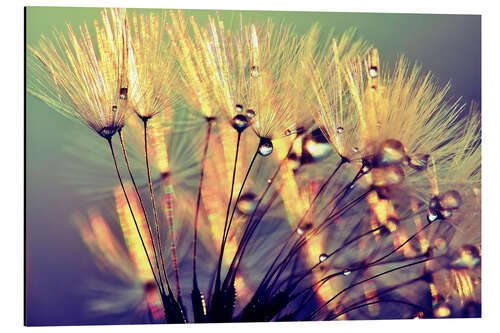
223;147;259;259
193;120;213;281
142;119;175;297
105;137;166;309
328;299;430;320
305;258;433;320
117;129;166;296
215;131;242;290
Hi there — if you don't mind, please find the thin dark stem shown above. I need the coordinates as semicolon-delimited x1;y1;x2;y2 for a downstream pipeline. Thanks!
305;258;432;320
328;299;430;320
106;137;164;303
193;121;213;282
215;131;242;290
257;159;346;289
224;148;259;248
142;119;174;296
118;130;166;296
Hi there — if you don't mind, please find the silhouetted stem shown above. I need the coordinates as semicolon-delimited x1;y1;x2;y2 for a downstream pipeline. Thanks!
118;130;166;296
106;137;166;311
142;119;175;297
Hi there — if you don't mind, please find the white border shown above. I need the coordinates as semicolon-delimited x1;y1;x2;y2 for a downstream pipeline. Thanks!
3;0;499;332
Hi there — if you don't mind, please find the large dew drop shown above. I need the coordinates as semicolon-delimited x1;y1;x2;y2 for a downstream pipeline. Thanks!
371;165;405;187
439;190;462;210
319;254;328;263
376;139;407;166
258;138;273;156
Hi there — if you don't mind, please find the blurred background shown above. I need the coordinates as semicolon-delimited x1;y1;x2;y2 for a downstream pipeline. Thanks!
25;6;481;325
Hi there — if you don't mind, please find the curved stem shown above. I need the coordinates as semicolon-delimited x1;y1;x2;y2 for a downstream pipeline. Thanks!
106;137;165;304
118;130;166;296
215;131;242;290
193;121;213;282
142;119;174;296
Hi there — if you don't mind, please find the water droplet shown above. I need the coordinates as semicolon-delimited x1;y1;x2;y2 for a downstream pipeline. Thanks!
258;138;273;156
304;139;331;160
336;126;344;134
427;210;439;223
453;244;481;269
361;164;371;174
386;217;399;232
285;129;292;136
352;147;359;153
319;254;328;262
371;165;405;187
250;65;260;78
246;109;256;119
368;66;378;78
439;190;462;210
99;126;118;139
343;268;351;276
409;153;429;171
376;139;407;166
112;105;117;112
267;178;272;184
296;228;304;235
119;87;128;100
237;192;257;215
235;104;244;113
232;114;249;132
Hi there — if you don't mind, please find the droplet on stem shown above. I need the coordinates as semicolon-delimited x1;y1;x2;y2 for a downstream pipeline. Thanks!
319;254;328;263
368;66;379;78
119;87;128;100
258;137;273;156
343;268;352;276
336;126;344;134
235;104;244;113
246;109;256;119
232;114;249;132
376;139;406;166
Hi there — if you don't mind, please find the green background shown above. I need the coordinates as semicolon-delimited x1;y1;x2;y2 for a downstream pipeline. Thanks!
25;6;480;325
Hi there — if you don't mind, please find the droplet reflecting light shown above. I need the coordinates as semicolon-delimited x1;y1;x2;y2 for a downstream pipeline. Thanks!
258;138;273;156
